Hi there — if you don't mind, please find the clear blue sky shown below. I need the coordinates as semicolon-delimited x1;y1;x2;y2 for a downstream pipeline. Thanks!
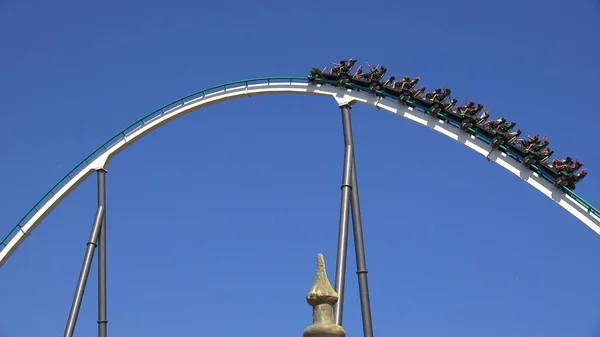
1;0;600;336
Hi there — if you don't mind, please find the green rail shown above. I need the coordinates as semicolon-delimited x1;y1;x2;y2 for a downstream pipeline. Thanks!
1;76;598;251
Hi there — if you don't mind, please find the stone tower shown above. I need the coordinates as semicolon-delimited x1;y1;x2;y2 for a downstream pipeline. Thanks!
303;253;346;337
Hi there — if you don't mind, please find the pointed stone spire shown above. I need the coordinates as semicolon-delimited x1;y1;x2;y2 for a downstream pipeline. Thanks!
303;254;346;337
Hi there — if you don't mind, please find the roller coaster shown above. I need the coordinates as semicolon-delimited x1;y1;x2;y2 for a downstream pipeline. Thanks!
1;72;598;268
308;58;587;191
0;66;598;337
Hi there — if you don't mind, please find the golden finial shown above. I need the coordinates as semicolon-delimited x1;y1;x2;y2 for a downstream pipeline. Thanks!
303;254;346;337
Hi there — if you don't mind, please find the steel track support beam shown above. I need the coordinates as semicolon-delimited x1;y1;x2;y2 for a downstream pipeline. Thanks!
63;170;107;337
63;206;105;337
332;103;375;337
333;123;353;326
350;154;374;337
97;169;108;337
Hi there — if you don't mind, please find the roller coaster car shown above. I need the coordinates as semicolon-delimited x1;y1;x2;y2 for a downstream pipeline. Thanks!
520;155;576;186
552;160;583;176
460;109;489;131
545;161;586;190
428;99;459;120
550;157;573;170
479;117;506;134
308;68;343;85
522;148;554;167
370;67;388;92
487;127;521;150
480;124;520;162
348;75;373;92
509;138;550;162
308;59;358;86
418;98;460;125
451;102;479;116
424;89;451;102
409;98;461;128
348;67;388;93
404;86;427;102
496;120;516;131
433;102;481;128
514;135;545;149
380;78;425;103
512;146;585;191
554;167;587;190
421;89;453;116
555;171;587;190
308;68;348;86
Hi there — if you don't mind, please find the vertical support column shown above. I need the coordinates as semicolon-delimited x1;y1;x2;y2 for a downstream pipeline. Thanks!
350;159;374;337
336;103;375;337
333;105;354;326
63;204;105;337
97;169;108;337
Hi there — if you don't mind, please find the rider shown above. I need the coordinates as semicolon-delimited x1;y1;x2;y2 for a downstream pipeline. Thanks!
383;76;395;87
465;103;483;117
393;76;420;90
495;121;515;133
352;65;370;80
373;66;387;81
343;58;356;73
455;102;475;115
412;85;426;98
524;137;549;152
331;58;355;74
476;109;489;122
507;128;522;139
432;88;451;102
482;117;505;129
550;157;572;168
538;147;552;157
425;88;441;102
574;169;587;180
519;134;540;147
364;63;387;81
330;61;345;74
365;63;378;80
426;88;450;102
394;76;410;88
428;88;449;102
394;76;410;90
555;160;582;173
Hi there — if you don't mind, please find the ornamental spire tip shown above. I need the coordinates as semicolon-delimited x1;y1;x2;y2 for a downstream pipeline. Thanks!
303;253;345;337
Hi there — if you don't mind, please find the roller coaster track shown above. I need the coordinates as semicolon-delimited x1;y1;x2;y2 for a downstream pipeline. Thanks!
1;76;599;268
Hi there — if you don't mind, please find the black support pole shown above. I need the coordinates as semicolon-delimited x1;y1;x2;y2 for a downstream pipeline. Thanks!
63;204;105;337
97;169;107;337
333;116;354;326
350;157;374;337
339;104;375;337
